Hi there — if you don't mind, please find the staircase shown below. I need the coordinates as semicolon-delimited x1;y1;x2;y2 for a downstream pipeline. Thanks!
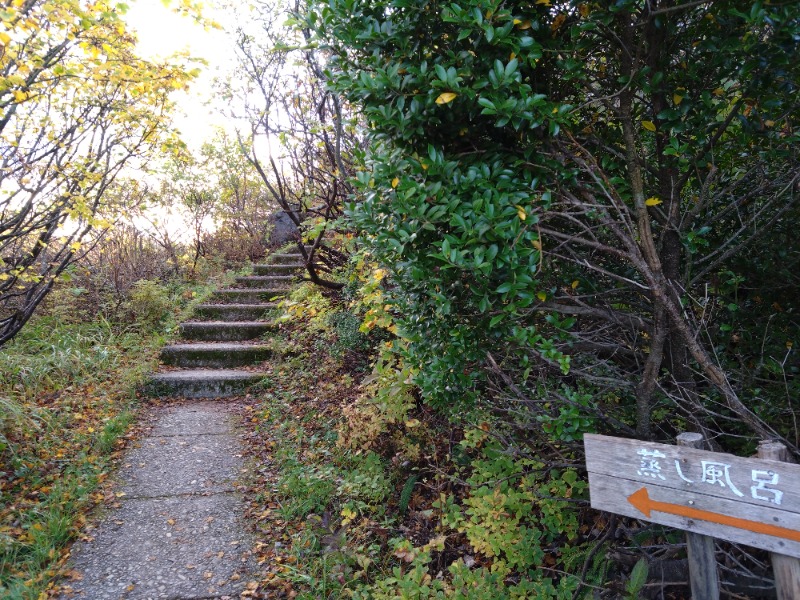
145;249;306;398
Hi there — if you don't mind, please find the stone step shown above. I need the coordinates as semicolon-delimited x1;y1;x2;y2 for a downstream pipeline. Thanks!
194;303;277;321
143;369;266;398
278;244;314;254
235;275;296;288
160;343;273;368
179;321;277;341
211;289;291;304
270;253;306;265
253;263;303;276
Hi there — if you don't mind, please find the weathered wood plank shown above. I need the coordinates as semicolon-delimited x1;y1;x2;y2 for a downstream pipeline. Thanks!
678;432;720;600
585;434;800;514
587;471;800;558
759;441;800;600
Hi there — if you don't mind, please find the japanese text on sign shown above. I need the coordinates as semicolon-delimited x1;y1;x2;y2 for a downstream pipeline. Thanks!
635;448;783;505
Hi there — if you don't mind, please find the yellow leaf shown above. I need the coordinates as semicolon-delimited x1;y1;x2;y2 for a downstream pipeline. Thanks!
515;19;532;29
69;241;82;251
571;280;579;290
435;92;457;105
713;87;724;96
642;120;656;132
673;93;683;105
423;535;448;551
536;291;547;302
645;197;662;206
578;3;590;17
13;90;27;102
391;177;399;188
516;205;527;220
0;32;10;45
535;0;551;5
532;239;542;251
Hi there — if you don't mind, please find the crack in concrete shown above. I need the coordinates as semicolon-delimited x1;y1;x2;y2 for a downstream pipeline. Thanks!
120;490;237;501
146;432;233;439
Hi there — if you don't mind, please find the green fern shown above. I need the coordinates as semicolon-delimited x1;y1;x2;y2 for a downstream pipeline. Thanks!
398;474;418;514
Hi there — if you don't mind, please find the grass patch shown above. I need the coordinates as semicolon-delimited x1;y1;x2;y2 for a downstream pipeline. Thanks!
239;324;421;599
0;306;183;597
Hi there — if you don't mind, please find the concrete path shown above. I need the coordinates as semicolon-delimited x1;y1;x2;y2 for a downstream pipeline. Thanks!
58;401;256;599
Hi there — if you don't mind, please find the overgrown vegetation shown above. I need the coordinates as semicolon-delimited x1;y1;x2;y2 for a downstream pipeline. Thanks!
0;236;244;597
0;0;205;346
234;0;800;597
241;270;609;598
0;321;147;597
2;0;798;597
311;0;800;444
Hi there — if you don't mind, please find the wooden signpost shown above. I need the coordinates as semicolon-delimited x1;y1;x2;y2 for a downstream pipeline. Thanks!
585;433;800;599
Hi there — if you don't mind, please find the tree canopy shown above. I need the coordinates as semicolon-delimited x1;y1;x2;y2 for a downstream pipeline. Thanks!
310;0;799;447
0;0;199;345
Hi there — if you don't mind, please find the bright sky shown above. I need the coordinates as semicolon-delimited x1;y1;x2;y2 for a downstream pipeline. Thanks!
120;1;242;238
124;0;237;151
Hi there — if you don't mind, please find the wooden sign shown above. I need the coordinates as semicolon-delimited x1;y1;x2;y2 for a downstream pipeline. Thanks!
584;434;800;558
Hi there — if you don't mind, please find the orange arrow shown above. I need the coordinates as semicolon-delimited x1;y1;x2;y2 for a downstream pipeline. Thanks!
628;487;800;543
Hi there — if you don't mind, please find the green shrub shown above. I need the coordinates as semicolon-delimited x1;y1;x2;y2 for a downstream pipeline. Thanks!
439;434;585;570
328;310;370;359
125;279;172;330
309;0;800;445
338;451;392;507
